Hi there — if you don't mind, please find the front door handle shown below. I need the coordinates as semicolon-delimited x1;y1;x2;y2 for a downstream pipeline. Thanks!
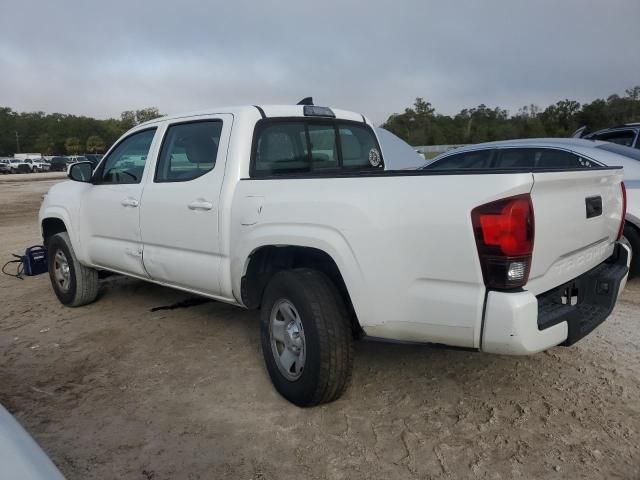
188;200;213;211
121;197;139;207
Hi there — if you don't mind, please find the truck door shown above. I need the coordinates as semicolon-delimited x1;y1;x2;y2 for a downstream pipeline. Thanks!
80;127;159;277
139;115;233;296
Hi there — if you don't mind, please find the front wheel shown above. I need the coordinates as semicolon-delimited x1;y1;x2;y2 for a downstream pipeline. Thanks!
47;232;99;306
260;268;354;407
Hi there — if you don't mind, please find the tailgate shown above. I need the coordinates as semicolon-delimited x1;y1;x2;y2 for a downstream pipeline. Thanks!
526;168;624;295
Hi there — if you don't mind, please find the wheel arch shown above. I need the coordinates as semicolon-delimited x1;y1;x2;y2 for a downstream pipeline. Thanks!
240;244;364;337
40;209;86;263
41;217;68;246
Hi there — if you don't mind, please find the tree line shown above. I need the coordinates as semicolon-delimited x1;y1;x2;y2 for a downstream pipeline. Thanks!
382;86;640;146
1;86;639;156
0;107;162;156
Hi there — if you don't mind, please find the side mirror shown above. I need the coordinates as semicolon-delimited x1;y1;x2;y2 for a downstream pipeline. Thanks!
68;161;93;183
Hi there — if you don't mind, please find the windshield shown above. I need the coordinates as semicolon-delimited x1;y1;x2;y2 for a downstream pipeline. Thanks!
596;142;640;162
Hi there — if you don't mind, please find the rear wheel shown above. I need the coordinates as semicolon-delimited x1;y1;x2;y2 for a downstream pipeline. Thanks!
260;268;353;407
623;224;640;278
47;232;99;306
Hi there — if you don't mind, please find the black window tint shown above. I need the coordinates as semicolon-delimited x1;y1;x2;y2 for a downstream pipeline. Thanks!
428;150;493;170
156;121;222;182
100;129;155;184
496;148;596;168
592;130;635;147
495;149;535;168
254;122;309;176
338;124;382;169
308;124;338;170
534;149;596;168
252;120;383;177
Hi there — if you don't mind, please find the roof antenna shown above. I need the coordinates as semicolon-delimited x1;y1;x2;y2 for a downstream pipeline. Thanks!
296;97;314;106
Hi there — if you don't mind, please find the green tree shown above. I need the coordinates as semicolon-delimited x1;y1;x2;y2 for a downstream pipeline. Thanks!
86;135;105;153
120;107;163;130
64;137;81;155
34;133;55;155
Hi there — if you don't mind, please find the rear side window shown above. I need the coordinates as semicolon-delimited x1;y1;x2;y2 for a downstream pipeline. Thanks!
252;120;382;177
427;150;493;170
156;120;222;182
591;130;636;147
495;148;597;169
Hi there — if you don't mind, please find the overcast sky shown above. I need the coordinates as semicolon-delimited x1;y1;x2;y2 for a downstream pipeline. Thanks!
1;0;638;124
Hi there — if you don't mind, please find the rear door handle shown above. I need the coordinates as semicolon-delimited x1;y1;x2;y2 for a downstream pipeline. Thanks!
121;197;139;207
188;200;213;211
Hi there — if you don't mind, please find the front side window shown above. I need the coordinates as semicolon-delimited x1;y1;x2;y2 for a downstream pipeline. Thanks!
252;120;382;177
156;120;222;182
99;129;156;184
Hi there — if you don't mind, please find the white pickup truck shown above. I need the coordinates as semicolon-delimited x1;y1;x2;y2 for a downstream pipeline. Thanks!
39;103;630;406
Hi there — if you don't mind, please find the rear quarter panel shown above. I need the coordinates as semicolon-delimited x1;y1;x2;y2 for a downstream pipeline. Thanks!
230;172;534;348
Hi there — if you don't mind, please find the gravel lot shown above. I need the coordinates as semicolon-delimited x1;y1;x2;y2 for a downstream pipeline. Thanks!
1;175;639;479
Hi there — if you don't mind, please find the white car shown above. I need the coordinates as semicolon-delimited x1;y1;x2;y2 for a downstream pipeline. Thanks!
39;103;629;406
0;405;64;479
8;158;30;173
424;138;640;277
0;158;12;174
23;158;50;172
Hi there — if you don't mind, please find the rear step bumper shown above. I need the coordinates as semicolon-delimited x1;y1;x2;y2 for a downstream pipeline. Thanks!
481;243;629;355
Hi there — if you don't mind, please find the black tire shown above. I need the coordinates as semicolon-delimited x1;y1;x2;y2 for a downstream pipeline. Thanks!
623;224;640;278
47;232;99;307
260;268;354;407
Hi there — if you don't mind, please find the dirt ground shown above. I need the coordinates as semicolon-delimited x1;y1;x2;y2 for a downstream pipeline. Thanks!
1;174;639;480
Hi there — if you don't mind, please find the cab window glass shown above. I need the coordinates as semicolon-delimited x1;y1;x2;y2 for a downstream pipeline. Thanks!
254;122;309;176
339;123;382;169
100;129;156;184
156;121;222;182
308;124;338;170
252;120;383;177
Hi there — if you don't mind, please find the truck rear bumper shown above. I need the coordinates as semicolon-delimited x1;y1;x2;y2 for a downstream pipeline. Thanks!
481;243;630;355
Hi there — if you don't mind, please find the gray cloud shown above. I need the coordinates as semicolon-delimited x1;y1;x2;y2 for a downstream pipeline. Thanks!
1;0;638;124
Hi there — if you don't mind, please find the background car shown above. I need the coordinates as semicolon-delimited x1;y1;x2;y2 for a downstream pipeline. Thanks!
374;128;427;170
423;138;640;277
0;158;11;174
49;156;72;172
8;158;30;173
573;122;640;149
23;158;50;172
83;153;104;167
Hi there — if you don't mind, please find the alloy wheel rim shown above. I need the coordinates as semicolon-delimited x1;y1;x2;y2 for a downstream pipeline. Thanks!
53;250;71;292
269;299;306;381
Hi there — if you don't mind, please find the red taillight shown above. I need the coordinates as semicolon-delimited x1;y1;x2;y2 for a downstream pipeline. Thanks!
617;182;626;241
472;194;534;290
